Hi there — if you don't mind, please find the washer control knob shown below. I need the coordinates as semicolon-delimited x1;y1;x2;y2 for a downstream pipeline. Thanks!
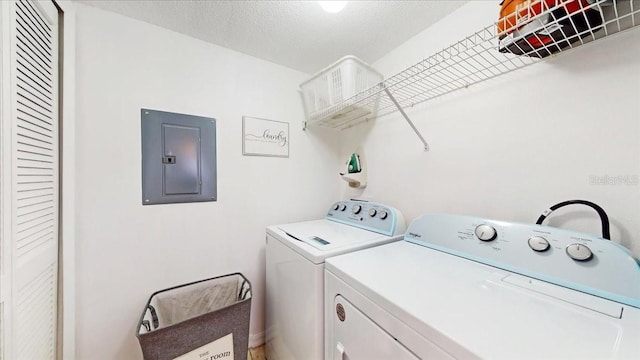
566;243;593;261
528;236;550;252
475;224;497;241
379;210;388;220
339;204;346;211
369;208;377;217
333;204;340;211
352;205;362;214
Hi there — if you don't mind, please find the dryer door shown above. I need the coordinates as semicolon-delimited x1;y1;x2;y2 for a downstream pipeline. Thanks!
331;295;419;360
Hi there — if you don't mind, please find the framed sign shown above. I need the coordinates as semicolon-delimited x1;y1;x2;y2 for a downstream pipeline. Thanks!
242;116;289;157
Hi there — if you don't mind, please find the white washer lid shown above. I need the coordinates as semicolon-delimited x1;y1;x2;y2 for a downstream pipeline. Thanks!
325;241;640;359
267;219;400;264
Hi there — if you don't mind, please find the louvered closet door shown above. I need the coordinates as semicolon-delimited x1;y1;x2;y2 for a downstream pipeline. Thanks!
4;0;59;359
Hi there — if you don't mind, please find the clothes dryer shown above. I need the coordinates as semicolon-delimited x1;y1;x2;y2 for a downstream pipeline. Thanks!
265;200;405;360
325;213;640;359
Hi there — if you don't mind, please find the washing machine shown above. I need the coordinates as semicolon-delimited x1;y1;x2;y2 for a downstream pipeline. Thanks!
265;199;406;360
325;213;640;359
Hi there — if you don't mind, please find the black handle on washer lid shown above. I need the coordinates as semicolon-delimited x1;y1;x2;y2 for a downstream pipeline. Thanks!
536;200;610;240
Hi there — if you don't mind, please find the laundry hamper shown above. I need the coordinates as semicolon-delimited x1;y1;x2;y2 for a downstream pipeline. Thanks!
136;273;252;360
300;55;383;127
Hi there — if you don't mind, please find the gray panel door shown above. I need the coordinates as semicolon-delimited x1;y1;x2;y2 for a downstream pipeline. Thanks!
162;124;200;195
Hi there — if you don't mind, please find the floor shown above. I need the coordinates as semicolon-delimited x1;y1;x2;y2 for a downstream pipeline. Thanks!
248;345;266;360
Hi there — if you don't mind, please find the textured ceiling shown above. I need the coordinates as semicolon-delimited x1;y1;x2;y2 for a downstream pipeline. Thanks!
77;0;467;74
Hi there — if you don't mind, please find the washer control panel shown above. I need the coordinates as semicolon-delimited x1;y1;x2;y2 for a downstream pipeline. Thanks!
326;200;405;236
404;213;640;308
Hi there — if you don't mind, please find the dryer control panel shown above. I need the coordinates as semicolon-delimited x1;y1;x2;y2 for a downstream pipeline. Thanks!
326;200;406;237
404;213;640;309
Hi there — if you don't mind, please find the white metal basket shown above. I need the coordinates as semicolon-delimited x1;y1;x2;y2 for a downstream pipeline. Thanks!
300;56;383;128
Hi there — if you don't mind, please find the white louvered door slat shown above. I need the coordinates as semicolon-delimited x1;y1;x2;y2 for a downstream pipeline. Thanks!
0;0;59;359
16;119;55;144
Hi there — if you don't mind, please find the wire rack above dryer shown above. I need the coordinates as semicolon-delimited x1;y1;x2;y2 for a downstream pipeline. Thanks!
306;0;640;151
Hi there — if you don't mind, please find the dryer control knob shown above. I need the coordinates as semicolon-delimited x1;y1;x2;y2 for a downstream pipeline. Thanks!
566;243;593;261
379;210;388;220
528;236;550;252
368;208;377;217
340;204;347;211
352;205;362;214
333;203;340;211
475;224;497;241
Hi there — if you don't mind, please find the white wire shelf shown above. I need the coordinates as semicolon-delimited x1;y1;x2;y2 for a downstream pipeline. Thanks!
306;0;640;150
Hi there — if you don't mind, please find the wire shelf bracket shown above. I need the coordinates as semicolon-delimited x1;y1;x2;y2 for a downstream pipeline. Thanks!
383;86;430;151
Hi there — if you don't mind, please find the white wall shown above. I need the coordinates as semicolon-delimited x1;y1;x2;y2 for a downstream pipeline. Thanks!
341;2;640;258
73;4;340;359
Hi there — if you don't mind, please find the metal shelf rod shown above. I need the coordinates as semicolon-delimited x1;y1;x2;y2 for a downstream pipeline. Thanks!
383;86;429;151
